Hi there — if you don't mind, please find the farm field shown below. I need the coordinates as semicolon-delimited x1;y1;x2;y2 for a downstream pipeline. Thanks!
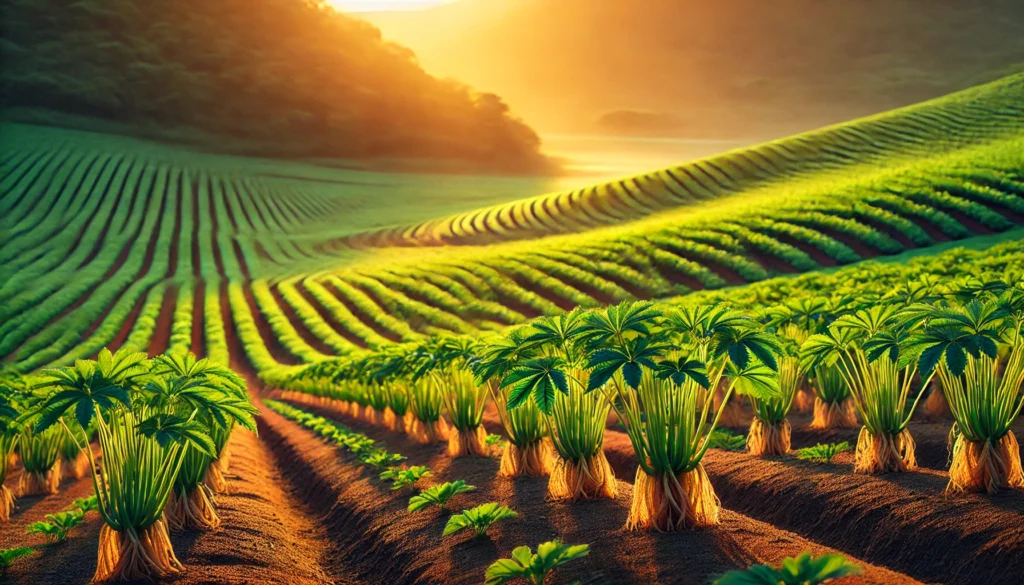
2;73;1024;585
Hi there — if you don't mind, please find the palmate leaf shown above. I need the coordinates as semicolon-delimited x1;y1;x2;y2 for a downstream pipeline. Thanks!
833;305;903;340
143;377;258;433
798;327;856;372
443;502;517;537
379;465;432;491
715;328;783;371
522;309;587;351
728;363;780;401
861;329;920;368
654;357;710;388
911;323;1002;376
585;337;665;391
471;334;535;386
407;480;475;512
0;392;22;435
577;301;659;348
135;413;216;457
0;547;34;570
32;367;131;432
485;540;590;585
712;552;862;585
501;357;568;414
148;352;258;432
764;298;829;332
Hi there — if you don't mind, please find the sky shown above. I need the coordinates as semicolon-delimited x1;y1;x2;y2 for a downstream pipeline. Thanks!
327;0;454;12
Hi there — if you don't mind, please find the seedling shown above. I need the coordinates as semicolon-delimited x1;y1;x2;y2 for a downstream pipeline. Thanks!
0;547;33;575
485;433;507;450
408;480;476;513
796;442;851;464
379;465;432;491
361;450;407;470
443;502;517;538
708;429;746;452
26;510;85;544
712;552;861;584
69;495;99;514
486;540;590;585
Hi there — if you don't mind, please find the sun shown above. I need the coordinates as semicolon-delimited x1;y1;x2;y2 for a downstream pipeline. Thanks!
326;0;456;12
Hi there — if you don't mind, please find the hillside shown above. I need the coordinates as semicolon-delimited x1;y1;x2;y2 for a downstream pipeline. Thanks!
0;0;553;173
1;74;1022;380
364;0;1024;139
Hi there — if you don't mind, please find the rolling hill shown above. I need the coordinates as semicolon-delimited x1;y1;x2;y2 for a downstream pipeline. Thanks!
0;0;552;173
1;74;1023;382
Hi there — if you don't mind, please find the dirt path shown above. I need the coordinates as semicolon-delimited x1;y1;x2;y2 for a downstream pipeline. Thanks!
1;427;355;585
269;399;924;585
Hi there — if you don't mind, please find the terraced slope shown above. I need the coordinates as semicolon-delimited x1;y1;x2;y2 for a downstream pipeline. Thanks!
339;73;1024;248
2;74;1023;381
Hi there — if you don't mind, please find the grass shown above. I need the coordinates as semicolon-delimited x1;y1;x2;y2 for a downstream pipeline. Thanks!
1;74;1023;386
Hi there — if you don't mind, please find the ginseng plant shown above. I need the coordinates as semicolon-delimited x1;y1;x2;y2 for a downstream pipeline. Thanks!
0;390;22;522
381;344;449;444
15;416;63;497
581;302;781;530
384;381;412;434
746;354;801;457
800;305;928;474
145;352;258;531
745;327;804;457
504;310;617;501
58;419;91;480
31;348;220;582
912;296;1024;493
767;298;857;429
415;337;490;457
472;332;552;477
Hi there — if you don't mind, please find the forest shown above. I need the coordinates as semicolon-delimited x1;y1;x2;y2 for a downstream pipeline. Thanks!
0;0;554;173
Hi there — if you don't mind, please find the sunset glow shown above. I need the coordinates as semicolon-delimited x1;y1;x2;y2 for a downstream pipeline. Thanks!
327;0;455;12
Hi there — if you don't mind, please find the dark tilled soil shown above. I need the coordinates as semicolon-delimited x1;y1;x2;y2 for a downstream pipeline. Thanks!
596;425;1024;585
2;428;348;585
277;401;922;585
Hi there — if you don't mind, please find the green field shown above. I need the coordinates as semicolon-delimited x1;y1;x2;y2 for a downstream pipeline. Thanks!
2;74;1023;383
4;71;1024;585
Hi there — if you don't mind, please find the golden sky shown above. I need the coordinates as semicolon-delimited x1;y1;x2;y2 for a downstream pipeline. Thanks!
327;0;454;12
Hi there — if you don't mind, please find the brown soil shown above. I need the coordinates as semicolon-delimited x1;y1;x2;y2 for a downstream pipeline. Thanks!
597;426;1024;585
237;281;301;366
293;280;370;349
268;283;338;356
103;285;153;353
283;401;921;585
190;280;206;356
488;264;579;312
781;416;1024;472
2;425;352;585
323;279;404;342
147;285;178;356
649;242;748;286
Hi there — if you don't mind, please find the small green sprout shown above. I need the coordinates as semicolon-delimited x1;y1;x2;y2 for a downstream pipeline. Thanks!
69;495;99;514
408;480;476;513
485;433;506;449
796;442;851;463
708;429;746;451
486;540;590;585
361;450;407;470
443;502;517;538
0;547;33;575
380;465;432;491
26;510;85;544
712;552;862;585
